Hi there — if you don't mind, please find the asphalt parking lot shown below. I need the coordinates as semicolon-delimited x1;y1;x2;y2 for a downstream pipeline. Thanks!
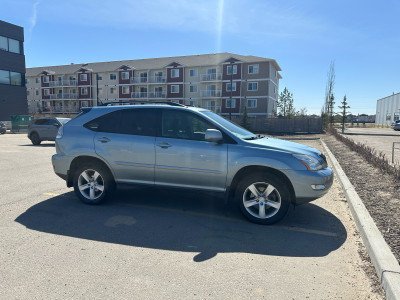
0;134;382;299
344;127;400;164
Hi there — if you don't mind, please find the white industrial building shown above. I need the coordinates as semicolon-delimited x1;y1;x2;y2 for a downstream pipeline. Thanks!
375;92;400;126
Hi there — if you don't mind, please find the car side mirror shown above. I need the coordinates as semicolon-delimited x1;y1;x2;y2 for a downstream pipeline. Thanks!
205;129;223;143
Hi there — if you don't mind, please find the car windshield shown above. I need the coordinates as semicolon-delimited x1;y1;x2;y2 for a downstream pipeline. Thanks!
56;118;71;125
202;111;256;139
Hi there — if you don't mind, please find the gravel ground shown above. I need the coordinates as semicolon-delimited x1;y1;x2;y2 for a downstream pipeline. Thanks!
323;134;400;265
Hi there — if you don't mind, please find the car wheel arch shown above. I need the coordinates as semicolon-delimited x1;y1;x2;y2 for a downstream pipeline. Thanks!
228;166;296;205
67;155;115;187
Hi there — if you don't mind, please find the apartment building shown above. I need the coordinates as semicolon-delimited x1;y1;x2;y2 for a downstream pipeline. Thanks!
26;53;281;118
0;20;27;120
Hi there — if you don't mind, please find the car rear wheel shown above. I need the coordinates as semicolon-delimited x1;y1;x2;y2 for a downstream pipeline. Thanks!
236;173;291;225
73;164;114;204
30;132;41;145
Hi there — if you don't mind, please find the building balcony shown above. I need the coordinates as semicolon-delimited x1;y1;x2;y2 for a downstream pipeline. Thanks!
47;106;80;113
200;90;222;98
203;105;221;113
131;92;167;98
49;93;78;100
130;76;166;84
200;73;222;81
49;80;78;87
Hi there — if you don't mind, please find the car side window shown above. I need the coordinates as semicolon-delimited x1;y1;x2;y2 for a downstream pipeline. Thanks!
49;119;59;126
35;119;48;125
84;109;157;136
161;110;216;141
118;109;157;136
84;111;120;133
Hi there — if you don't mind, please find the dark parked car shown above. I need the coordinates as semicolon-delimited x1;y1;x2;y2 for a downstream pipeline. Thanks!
28;117;70;145
0;122;6;134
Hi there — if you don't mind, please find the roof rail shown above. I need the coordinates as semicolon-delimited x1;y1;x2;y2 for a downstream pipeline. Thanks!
99;100;186;107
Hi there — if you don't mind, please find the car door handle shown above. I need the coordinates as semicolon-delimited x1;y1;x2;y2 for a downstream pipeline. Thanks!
97;137;110;143
157;142;172;149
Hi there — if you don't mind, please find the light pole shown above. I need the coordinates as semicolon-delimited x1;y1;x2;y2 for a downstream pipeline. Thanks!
229;61;233;120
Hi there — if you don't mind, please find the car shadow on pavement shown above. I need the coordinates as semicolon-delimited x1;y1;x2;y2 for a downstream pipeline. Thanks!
15;189;347;262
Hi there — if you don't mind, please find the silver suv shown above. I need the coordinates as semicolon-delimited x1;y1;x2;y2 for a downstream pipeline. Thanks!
28;117;70;145
52;103;333;224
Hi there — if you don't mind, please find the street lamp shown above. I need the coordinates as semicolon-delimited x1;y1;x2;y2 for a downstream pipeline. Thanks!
229;61;233;120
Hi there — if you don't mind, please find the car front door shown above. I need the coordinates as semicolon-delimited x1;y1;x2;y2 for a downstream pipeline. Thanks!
89;108;158;185
155;109;228;191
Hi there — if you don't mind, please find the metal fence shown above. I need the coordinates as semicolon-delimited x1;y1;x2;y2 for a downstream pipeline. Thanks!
243;117;323;134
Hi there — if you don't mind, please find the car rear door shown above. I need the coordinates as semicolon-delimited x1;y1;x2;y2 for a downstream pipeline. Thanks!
155;109;228;191
88;108;158;185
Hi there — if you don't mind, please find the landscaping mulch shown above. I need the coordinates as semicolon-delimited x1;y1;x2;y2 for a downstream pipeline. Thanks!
324;134;400;265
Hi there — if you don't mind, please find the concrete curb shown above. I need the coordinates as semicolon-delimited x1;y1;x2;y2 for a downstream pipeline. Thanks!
321;139;400;300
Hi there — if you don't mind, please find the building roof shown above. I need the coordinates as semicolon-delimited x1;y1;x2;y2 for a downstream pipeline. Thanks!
26;52;281;77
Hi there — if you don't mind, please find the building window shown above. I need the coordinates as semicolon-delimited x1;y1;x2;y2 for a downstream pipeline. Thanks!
189;85;197;93
0;36;7;51
248;82;258;91
35;90;39;96
98;88;103;95
44;89;50;96
81;87;88;95
110;87;116;94
227;65;237;75
226;82;236;92
8;38;20;54
10;72;22;86
25;78;30;84
190;69;198;77
27;91;30;96
0;36;22;54
122;86;130;94
43;76;49;83
121;71;129;80
0;70;10;85
226;99;236;108
248;64;259;74
394;113;400;121
171;85;179;93
97;74;103;80
35;78;40;83
80;73;88;81
81;101;88;107
171;69;179;78
72;89;76;94
110;73;117;80
247;99;257;108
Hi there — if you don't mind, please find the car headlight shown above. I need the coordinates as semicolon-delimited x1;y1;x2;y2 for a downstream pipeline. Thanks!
292;154;324;171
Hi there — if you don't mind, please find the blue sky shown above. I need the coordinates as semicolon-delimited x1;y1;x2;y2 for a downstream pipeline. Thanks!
1;0;399;115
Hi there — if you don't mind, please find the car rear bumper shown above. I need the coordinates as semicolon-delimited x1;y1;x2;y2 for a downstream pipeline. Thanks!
52;154;72;181
282;167;334;205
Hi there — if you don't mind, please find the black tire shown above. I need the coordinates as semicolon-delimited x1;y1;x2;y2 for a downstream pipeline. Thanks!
235;173;291;225
73;163;115;205
30;132;41;145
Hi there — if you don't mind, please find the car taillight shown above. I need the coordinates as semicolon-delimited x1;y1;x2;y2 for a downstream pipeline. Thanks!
56;126;63;139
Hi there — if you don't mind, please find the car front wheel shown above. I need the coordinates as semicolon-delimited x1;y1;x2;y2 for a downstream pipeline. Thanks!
73;164;114;204
236;173;291;225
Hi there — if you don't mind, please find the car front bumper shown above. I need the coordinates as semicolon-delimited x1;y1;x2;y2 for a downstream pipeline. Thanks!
282;167;334;205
